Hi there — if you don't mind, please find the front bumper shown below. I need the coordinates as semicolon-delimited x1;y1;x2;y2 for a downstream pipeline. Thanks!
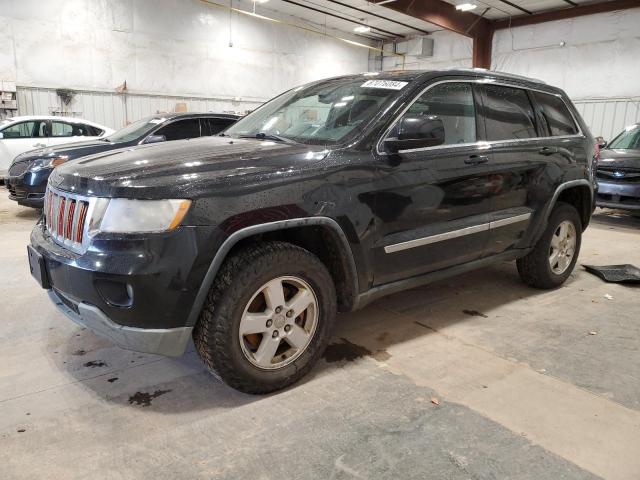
30;222;221;356
49;289;193;356
5;168;50;208
596;179;640;211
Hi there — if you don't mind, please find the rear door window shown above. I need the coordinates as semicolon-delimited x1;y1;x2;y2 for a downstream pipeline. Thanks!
532;92;579;137
51;121;75;137
480;85;538;141
154;118;201;141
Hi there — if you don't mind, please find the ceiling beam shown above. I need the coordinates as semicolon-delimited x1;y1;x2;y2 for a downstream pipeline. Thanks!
381;0;492;38
322;0;432;35
495;0;533;15
279;0;404;37
492;0;640;30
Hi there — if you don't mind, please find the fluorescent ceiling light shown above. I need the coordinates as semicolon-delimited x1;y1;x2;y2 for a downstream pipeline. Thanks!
254;0;269;3
354;26;371;33
455;2;477;11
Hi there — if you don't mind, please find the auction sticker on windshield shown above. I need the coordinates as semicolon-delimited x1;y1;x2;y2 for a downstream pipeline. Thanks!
361;80;408;90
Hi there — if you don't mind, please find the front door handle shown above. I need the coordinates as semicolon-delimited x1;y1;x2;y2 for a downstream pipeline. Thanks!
465;154;489;165
539;146;558;155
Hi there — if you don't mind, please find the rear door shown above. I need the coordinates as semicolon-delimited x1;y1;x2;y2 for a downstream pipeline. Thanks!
476;84;548;255
49;120;102;147
372;81;495;285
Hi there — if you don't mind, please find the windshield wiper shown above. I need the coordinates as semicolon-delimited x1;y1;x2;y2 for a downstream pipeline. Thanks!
99;137;112;142
239;132;293;143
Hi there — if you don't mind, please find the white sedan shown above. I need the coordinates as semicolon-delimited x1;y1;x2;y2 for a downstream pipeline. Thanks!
0;116;114;178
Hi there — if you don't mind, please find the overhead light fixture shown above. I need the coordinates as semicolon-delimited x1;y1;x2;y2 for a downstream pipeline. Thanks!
254;0;269;3
455;2;477;11
354;25;371;33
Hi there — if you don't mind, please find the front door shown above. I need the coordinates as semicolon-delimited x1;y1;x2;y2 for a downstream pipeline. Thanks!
0;120;50;171
371;81;495;286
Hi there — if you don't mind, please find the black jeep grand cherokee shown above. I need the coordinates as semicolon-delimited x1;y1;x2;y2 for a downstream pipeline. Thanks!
29;70;597;393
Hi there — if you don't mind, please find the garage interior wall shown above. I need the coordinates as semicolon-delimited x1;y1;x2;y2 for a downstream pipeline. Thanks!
0;0;372;128
379;7;640;140
492;7;640;139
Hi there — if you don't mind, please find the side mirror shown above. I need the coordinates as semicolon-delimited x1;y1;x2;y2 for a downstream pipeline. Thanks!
383;115;445;153
144;134;166;144
595;136;607;149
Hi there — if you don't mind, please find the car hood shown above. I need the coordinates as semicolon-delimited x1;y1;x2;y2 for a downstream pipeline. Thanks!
11;139;127;165
598;148;640;169
48;136;331;198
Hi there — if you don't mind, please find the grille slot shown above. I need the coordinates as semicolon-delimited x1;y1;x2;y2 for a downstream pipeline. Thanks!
44;186;94;254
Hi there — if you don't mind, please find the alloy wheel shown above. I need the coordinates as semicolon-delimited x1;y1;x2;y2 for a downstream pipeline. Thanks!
238;276;318;370
549;220;577;274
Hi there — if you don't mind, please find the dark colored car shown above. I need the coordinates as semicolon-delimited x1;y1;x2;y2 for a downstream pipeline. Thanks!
28;70;597;393
596;124;640;212
6;112;239;208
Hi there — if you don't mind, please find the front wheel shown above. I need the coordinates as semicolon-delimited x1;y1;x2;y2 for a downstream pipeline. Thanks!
517;202;582;289
193;241;337;394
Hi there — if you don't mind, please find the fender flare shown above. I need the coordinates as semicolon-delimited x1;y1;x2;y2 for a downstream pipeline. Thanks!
531;179;594;243
186;217;359;326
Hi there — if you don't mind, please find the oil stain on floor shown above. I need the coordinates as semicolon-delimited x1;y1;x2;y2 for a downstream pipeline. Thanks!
128;389;172;407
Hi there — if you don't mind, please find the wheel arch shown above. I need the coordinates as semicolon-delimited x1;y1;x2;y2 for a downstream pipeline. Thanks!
540;179;593;231
186;217;359;327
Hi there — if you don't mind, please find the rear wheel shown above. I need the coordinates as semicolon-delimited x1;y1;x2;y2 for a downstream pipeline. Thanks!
193;241;337;394
517;202;582;289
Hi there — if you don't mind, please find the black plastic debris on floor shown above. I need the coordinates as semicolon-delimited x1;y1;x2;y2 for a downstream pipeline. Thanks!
583;264;640;284
128;389;172;407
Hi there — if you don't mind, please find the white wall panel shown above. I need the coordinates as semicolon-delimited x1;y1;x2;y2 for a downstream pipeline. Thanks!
492;7;640;100
0;0;371;117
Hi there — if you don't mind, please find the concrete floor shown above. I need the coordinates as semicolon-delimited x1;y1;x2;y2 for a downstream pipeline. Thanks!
1;194;639;480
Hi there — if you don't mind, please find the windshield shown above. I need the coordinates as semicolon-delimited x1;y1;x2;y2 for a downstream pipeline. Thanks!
608;125;640;150
225;76;408;145
107;116;166;143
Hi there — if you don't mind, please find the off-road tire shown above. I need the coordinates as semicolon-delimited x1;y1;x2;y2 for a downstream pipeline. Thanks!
517;202;582;289
193;241;337;394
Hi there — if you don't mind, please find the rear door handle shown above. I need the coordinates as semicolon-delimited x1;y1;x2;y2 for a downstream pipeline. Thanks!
538;146;558;155
465;154;489;165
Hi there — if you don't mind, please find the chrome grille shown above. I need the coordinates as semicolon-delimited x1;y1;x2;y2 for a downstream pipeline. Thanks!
44;186;94;254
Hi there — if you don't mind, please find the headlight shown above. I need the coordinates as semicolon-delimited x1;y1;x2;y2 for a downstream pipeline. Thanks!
92;199;192;234
30;156;68;171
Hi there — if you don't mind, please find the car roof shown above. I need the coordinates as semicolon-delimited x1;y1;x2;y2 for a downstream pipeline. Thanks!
322;69;552;90
146;112;241;120
3;115;111;129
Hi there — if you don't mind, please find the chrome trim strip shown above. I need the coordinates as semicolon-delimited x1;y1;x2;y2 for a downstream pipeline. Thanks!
489;213;531;229
384;212;532;254
384;223;489;254
376;78;583;156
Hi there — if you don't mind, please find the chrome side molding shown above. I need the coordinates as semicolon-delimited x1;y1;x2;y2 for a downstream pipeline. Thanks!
384;212;532;254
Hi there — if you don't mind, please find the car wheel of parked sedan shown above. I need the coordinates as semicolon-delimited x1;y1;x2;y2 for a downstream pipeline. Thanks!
517;202;582;289
193;241;337;394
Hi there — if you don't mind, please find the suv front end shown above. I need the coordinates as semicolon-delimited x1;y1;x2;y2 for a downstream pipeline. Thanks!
28;185;218;356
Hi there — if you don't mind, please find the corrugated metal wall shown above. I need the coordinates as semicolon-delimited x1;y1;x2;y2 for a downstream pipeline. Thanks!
573;98;640;140
14;87;267;130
